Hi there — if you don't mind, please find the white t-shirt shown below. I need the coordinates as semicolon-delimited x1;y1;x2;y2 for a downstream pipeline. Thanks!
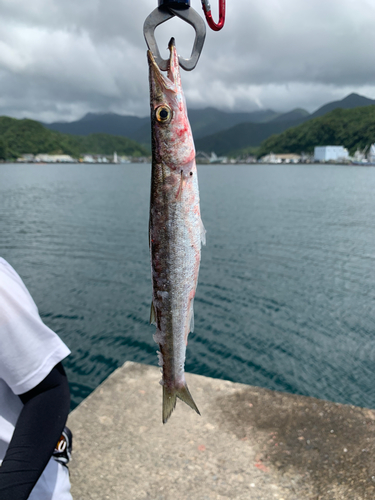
0;257;72;500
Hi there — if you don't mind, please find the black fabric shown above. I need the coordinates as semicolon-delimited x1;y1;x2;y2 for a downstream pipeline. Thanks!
0;362;70;500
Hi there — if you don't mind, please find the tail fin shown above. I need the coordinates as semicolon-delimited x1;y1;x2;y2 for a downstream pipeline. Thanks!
163;383;200;424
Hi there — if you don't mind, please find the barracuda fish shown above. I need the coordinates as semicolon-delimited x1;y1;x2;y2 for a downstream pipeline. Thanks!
148;38;205;423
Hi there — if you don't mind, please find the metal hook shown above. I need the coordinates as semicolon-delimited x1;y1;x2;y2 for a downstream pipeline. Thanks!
143;6;206;71
201;0;225;31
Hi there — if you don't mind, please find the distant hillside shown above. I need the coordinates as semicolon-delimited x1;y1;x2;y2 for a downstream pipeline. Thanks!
257;106;375;157
194;118;306;156
310;93;375;119
42;108;281;145
35;92;375;157
188;107;279;138
0;116;149;159
43;113;149;142
195;93;375;155
270;108;310;123
76;133;149;156
132;107;283;146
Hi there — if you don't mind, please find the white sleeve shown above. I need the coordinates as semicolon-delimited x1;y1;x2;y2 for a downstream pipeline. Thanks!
0;258;71;395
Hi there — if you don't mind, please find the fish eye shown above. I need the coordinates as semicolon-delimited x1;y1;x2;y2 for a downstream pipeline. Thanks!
155;105;172;124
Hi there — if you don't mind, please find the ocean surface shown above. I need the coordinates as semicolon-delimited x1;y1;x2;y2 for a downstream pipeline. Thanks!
1;162;375;410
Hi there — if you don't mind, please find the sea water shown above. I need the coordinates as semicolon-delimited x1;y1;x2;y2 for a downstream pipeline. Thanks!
1;162;375;410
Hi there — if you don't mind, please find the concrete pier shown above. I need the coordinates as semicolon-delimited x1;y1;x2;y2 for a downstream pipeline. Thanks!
68;362;375;500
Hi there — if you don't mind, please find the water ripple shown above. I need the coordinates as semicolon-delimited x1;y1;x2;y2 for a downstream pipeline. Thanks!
2;163;375;409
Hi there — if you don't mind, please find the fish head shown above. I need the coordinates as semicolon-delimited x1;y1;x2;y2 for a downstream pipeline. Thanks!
148;38;195;169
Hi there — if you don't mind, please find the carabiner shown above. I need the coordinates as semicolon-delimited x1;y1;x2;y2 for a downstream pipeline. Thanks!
201;0;225;31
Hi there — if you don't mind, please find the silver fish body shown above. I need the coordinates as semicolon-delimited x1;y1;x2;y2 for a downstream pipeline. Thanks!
148;39;205;423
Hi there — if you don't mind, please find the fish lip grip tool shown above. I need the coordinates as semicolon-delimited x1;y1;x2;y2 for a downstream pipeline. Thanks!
143;0;206;71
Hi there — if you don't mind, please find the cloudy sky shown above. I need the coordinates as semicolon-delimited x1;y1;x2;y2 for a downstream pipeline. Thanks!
1;0;375;122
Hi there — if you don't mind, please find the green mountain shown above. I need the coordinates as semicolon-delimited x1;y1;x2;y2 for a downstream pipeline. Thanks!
6;92;375;160
270;108;310;123
0;116;149;160
77;134;149;156
42;113;148;141
194;118;306;156
43;107;313;149
43;107;279;147
195;93;375;155
309;93;375;119
42;107;313;155
257;106;375;157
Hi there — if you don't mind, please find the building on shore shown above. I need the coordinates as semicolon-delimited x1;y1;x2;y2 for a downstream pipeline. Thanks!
16;153;146;164
17;154;77;163
82;154;109;163
314;146;349;162
234;155;257;164
82;154;95;163
260;153;301;164
17;154;35;163
36;154;76;163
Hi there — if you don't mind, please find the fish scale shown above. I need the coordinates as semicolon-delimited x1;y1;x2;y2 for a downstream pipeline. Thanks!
148;38;205;423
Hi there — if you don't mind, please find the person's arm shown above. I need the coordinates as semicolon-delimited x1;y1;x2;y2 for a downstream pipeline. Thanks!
0;362;70;500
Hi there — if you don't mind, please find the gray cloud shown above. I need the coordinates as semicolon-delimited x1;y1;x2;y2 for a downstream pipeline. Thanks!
0;0;374;122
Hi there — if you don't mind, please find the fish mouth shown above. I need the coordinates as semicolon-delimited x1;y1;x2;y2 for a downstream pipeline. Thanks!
147;37;178;91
